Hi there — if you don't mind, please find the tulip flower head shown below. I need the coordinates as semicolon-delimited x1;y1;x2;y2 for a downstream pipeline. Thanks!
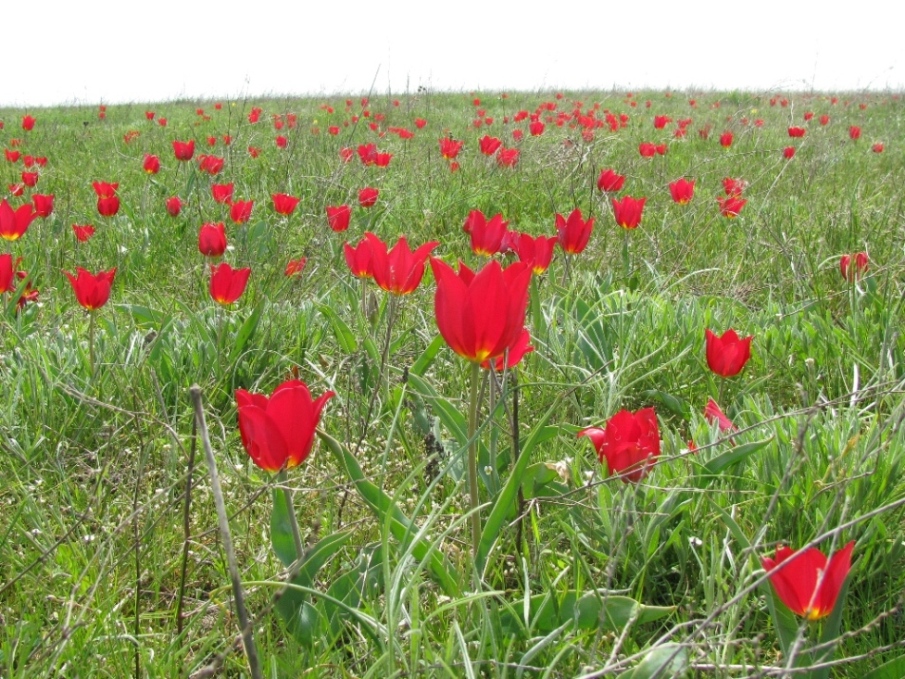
235;379;334;472
0;199;38;241
72;224;96;242
143;154;161;174
229;200;254;225
496;147;520;168
849;125;861;140
439;137;464;160
172;139;195;161
284;257;307;277
840;252;869;281
22;115;36;131
64;267;116;311
597;168;626;193
479;135;502;156
511;232;556;275
762;541;855;620
704;398;736;431
198;222;227;257
166;196;182;217
430;258;531;364
668;178;695;205
211;183;234;204
481;328;534;371
556;208;594;255
97;196;120;217
272;193;301;216
612;196;646;229
364;232;438;295
326;205;351;232
209;262;250;306
783;146;796;159
578;407;661;483
717;196;747;218
719;131;733;148
32;194;54;218
463;209;508;256
358;187;379;208
705;328;753;378
343;237;374;279
788;126;806;138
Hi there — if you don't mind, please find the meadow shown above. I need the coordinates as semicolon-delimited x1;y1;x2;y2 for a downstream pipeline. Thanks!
0;89;903;678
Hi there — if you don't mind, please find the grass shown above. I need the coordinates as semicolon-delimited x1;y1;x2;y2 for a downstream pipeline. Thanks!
1;89;904;677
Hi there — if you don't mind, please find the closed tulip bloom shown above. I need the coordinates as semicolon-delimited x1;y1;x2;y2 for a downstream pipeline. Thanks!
704;398;736;431
668;178;695;205
0;199;38;241
430;258;531;364
556;208;594;255
840;252;869;281
172;139;195;161
211;183;234;204
719;131;733;148
849;125;861;140
97;196;120;217
612;196;646;229
229;200;253;225
166;196;182;217
364;232;438;295
762;541;855;620
326;205;351;232
198;222;227;257
705;328;753;377
463;209;508;256
236;379;334;472
511;232;556;275
722;177;747;196
209;262;251;305
578;407;661;483
64;267;116;311
597;168;626;193
22;115;36;131
358;187;379;208
871;142;884;153
272;193;301;216
638;142;657;157
783;146;796;159
32;194;54;218
143;154;161;174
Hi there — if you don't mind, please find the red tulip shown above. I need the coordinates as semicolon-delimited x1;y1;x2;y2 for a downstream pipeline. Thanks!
198;155;224;175
479;135;502;156
209;262;250;306
97;196;120;217
166;196;182;217
430;258;531;364
414;118;427;129
788;126;806;138
158;118;168;127
705;328;753;378
819;114;830;126
719;131;733;148
284;257;307;277
275;135;288;148
358;187;379;208
638;142;657;157
668;178;695;205
235;379;334;472
32;194;54;218
375;152;392;167
848;125;861;140
326;205;351;232
364;232;438;295
64;267;116;310
211;183;234;204
512;129;524;142
343;237;374;279
22;115;36;131
578;407;661;483
439;137;464;160
496;147;520;168
840;252;869;281
717;196;747;218
272;193;301;216
8;183;24;196
597;168;626;193
556;208;594;255
463;209;508;256
229;200;253;225
783;146;796;159
90;181;118;199
143;154;161;174
653;115;672;129
511;232;556;275
0;253;15;293
0;199;37;241
21;171;38;187
762;541;855;620
145;111;155;120
198;222;227;257
871;142;884;153
722;177;747;196
529;121;545;136
704;398;736;431
172;140;195;161
5;149;21;163
247;145;262;159
612;196;646;229
72;224;96;242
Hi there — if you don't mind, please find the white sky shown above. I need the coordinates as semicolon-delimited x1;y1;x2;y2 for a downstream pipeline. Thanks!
3;0;902;108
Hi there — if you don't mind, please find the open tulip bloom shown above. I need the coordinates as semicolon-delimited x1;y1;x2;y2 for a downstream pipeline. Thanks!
64;267;116;311
705;328;753;378
209;262;251;306
762;541;855;620
579;407;661;483
364;233;438;295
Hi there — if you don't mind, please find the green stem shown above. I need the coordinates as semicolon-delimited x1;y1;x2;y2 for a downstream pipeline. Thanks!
467;360;482;558
278;469;305;561
622;229;630;280
88;310;96;376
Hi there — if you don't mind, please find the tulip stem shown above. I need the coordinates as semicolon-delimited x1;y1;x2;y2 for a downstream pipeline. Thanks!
88;310;96;376
622;230;630;279
467;360;482;559
278;469;305;562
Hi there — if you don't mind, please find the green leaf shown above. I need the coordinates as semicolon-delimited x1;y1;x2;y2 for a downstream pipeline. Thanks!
116;303;166;329
271;487;298;567
862;654;905;679
812;577;851;679
703;436;773;475
411;335;445;377
500;591;674;637
616;643;688;679
229;303;263;363
318;429;460;597
521;462;569;500
643;390;690;419
318;304;358;353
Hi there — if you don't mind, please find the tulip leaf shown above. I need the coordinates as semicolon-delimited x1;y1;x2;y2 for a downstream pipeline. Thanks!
643;389;690;419
229;302;263;364
322;542;385;637
410;334;445;377
521;461;569;500
318;429;460;597
615;642;688;679
271;487;300;567
273;530;353;647
476;398;564;576
117;303;166;329
318;304;358;353
702;436;773;475
500;590;674;637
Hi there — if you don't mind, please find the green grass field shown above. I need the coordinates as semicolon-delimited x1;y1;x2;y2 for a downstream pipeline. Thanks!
1;89;903;678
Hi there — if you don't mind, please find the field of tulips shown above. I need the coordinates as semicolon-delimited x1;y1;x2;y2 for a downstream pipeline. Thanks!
1;90;904;678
